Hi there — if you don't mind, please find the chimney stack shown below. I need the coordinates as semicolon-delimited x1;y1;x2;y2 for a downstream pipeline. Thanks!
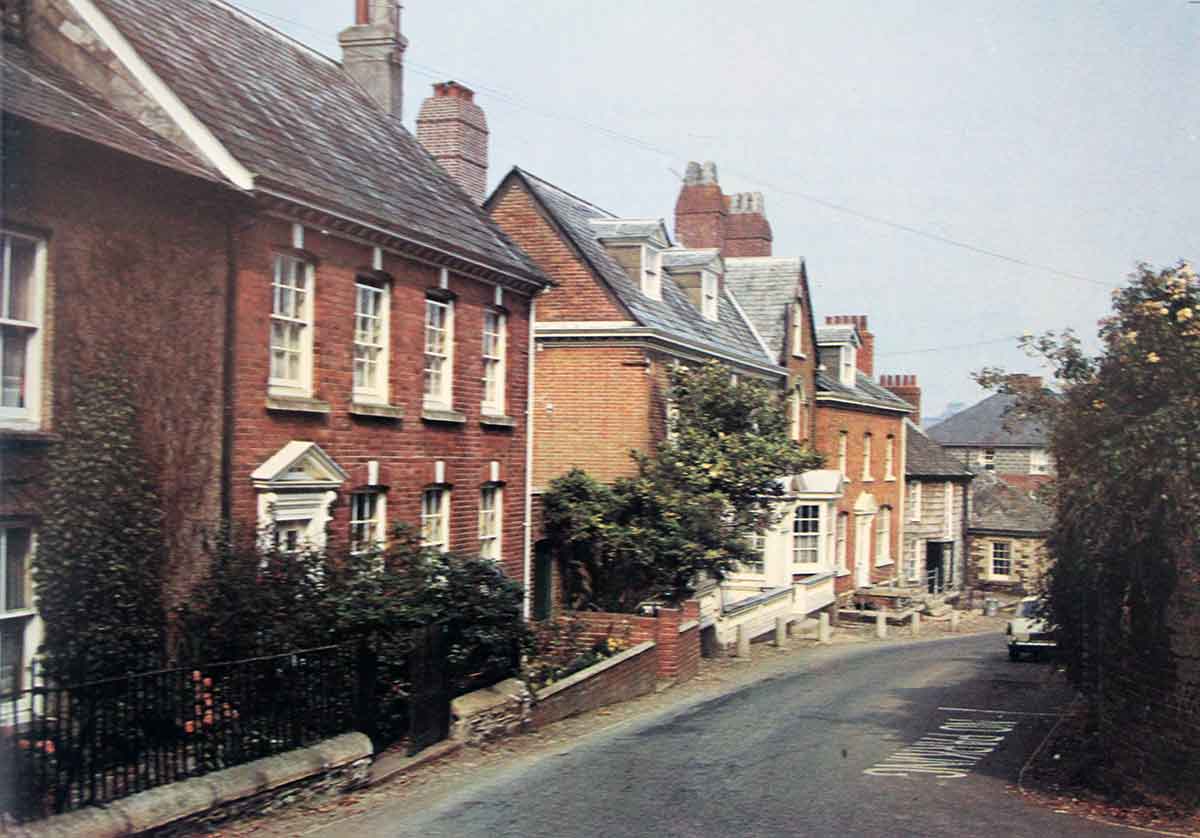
826;315;874;376
723;192;772;257
416;81;490;204
339;0;407;118
674;161;727;252
880;374;922;425
1004;373;1044;392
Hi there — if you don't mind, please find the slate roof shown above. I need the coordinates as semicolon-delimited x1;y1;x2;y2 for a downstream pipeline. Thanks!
588;219;669;243
905;421;974;479
814;349;913;412
661;249;721;270
1;42;220;183
815;324;858;344
970;472;1053;534
92;0;546;286
926;392;1050;447
507;168;773;369
723;257;802;361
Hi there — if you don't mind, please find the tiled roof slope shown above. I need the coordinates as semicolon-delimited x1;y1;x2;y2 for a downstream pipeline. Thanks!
926;392;1049;446
93;0;545;285
970;472;1053;534
723;257;802;362
815;349;913;412
512;169;772;369
905;421;973;479
2;42;219;183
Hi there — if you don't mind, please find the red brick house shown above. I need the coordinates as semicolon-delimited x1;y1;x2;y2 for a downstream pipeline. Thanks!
0;0;550;694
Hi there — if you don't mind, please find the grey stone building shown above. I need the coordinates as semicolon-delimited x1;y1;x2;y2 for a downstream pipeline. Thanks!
925;376;1054;477
901;421;973;596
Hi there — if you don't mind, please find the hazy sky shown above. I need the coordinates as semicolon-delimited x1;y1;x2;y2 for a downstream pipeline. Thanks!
229;1;1198;418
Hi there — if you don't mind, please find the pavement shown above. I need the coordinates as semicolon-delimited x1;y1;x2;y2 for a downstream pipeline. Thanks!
201;614;1149;838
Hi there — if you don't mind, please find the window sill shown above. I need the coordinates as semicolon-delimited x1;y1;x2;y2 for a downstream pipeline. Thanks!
266;394;331;415
349;401;404;420
835;569;852;577
884;476;896;482
876;559;894;567
0;428;58;444
862;477;875;483
0;608;36;621
421;407;467;425
480;413;517;429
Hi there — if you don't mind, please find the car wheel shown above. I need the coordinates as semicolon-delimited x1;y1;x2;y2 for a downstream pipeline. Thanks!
1009;646;1020;662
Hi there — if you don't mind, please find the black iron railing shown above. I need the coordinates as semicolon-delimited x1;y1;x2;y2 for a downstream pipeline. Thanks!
0;645;357;821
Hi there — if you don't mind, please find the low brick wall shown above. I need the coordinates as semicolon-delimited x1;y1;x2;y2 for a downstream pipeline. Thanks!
564;600;701;682
529;641;657;729
18;733;372;838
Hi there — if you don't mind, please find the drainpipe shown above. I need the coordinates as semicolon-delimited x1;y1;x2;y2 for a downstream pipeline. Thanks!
219;203;238;526
522;289;543;620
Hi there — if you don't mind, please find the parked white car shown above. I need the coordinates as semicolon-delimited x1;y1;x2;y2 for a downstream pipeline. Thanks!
1006;596;1056;661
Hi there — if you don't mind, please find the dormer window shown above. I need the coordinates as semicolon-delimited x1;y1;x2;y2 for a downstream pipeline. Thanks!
701;271;718;320
641;245;661;300
839;346;857;387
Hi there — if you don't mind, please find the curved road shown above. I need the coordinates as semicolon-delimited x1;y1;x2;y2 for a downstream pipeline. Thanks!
318;633;1137;837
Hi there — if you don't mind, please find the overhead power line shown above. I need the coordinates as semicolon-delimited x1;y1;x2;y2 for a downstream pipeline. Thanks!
231;3;1118;290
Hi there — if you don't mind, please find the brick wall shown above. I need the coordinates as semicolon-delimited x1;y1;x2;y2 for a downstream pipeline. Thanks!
813;403;905;594
528;641;658;729
564;601;700;682
2;124;231;603
229;214;533;583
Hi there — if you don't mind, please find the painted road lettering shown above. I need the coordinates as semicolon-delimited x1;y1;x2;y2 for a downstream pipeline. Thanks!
864;717;1018;778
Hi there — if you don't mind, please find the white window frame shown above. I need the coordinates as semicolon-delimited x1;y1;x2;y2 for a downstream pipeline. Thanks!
835;512;849;574
876;508;892;565
423;298;454;410
792;504;821;566
349;491;386;555
944;481;956;539
701;270;718;321
421;487;450;553
1029;449;1050;475
481;309;506;416
641;245;661;300
0;232;46;428
909;481;922;521
840;346;856;387
862;433;873;481
838;431;849;479
353;280;389;405
269;253;315;397
991;540;1012;578
1;527;34;696
904;540;922;582
791;301;805;358
479;486;501;561
884;435;895;480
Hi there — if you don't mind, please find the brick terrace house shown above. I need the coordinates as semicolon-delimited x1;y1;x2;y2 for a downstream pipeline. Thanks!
811;317;912;597
485;164;790;618
0;0;551;695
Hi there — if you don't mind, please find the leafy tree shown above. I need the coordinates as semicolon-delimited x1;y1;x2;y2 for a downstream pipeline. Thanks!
33;365;168;683
544;361;822;611
978;262;1200;801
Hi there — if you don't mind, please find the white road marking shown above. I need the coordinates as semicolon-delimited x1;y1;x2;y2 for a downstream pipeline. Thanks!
864;717;1019;779
937;706;1061;718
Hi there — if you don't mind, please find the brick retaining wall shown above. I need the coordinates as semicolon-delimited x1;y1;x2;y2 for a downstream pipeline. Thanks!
529;641;657;729
564;600;701;682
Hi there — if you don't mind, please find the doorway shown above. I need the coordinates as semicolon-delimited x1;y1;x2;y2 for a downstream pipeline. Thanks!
926;541;954;593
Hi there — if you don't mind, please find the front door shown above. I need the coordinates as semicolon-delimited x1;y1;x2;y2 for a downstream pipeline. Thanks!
926;542;945;593
855;515;873;588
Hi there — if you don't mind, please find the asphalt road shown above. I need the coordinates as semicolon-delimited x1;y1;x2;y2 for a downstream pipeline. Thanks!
315;633;1138;838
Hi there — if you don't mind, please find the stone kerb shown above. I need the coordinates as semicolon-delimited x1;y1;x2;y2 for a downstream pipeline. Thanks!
20;733;372;838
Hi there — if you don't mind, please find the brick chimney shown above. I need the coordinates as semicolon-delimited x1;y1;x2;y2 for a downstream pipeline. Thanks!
723;192;772;257
826;315;874;376
879;374;921;424
339;0;407;118
674;161;726;252
416;81;489;204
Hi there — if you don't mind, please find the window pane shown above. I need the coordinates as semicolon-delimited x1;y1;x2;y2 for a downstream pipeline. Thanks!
0;328;27;408
0;621;23;694
5;237;36;322
4;529;29;612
